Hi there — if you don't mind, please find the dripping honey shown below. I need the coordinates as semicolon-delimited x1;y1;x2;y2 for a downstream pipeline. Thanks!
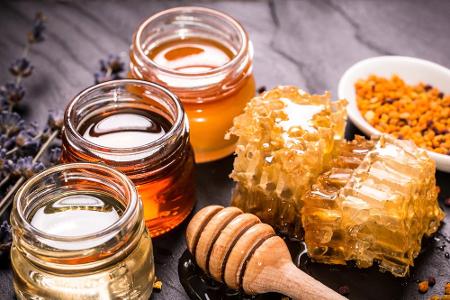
130;7;255;163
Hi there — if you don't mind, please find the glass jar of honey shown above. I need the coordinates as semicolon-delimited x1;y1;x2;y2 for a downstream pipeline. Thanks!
129;7;255;163
10;163;154;299
61;79;195;237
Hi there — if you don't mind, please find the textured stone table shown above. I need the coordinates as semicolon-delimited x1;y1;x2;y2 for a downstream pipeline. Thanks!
0;1;449;299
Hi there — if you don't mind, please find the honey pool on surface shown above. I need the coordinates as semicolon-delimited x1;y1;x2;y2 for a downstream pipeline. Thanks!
147;37;256;163
64;107;195;237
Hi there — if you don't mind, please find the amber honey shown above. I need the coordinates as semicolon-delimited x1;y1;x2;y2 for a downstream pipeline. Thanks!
148;37;233;73
62;80;195;237
130;7;255;162
79;108;171;149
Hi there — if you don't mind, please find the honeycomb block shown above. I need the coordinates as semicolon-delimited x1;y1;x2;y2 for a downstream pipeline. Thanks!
303;135;444;276
302;136;374;264
229;86;347;238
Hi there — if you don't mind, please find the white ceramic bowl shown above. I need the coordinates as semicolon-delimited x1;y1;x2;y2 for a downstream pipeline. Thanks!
338;56;450;172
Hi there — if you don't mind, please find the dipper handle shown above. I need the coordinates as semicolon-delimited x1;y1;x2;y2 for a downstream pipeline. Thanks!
186;205;346;300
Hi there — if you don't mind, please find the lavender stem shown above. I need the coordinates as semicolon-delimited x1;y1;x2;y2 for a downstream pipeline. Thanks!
0;130;59;217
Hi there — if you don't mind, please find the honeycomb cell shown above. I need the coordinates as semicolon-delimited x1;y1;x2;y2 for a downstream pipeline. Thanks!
229;86;347;238
303;135;444;276
229;86;444;276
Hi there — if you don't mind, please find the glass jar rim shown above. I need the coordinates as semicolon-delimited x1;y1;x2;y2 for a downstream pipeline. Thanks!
14;162;139;244
64;79;185;155
134;6;249;77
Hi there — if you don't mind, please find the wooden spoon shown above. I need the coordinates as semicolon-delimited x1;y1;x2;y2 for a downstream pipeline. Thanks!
186;205;346;300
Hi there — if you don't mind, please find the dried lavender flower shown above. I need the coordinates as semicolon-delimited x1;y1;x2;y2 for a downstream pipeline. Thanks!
0;220;12;256
0;83;25;105
4;12;46;112
28;12;47;44
9;58;33;77
0;12;52;229
100;54;125;74
47;110;63;131
0;98;8;111
0;149;8;171
40;126;52;143
94;54;125;84
15;123;38;146
0;134;16;151
48;147;61;164
15;128;40;155
0;112;24;137
9;156;45;179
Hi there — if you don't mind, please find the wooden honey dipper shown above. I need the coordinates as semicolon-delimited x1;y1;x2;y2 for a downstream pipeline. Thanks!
186;205;346;300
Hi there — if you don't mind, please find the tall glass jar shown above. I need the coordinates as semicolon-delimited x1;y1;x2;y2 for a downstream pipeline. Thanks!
62;79;195;237
10;163;155;299
130;6;255;163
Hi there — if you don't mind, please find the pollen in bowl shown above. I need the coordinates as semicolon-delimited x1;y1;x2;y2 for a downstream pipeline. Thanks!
147;37;256;163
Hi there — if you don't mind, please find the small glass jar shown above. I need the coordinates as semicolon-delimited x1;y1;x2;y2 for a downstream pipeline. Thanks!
62;79;195;237
130;6;255;163
10;163;155;299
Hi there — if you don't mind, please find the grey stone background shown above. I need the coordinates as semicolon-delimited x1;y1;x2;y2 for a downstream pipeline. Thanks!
0;1;449;299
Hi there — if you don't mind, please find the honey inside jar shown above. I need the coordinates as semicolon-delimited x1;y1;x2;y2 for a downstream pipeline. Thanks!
10;163;155;299
30;192;124;240
62;80;195;237
79;108;171;149
148;37;233;73
28;191;127;262
130;7;256;163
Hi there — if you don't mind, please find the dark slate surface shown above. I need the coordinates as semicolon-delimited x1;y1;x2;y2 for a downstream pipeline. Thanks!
0;1;449;299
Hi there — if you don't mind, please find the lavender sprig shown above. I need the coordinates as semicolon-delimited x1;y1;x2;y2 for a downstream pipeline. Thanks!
28;12;46;44
0;221;12;257
94;54;125;84
0;114;62;217
0;12;46;111
9;58;33;77
0;12;55;253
